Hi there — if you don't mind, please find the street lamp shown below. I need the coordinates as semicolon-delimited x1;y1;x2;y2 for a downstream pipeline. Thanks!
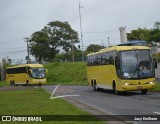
24;38;30;64
79;2;84;62
107;37;110;47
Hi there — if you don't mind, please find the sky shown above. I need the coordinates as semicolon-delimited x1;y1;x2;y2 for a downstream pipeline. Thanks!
0;0;160;62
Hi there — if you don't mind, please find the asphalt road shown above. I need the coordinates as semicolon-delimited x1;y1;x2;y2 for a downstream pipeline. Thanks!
42;85;160;123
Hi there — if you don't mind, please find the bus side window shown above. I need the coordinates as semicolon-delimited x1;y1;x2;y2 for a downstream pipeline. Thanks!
96;54;101;65
108;52;114;65
102;52;108;65
87;57;90;66
109;56;114;65
101;53;105;65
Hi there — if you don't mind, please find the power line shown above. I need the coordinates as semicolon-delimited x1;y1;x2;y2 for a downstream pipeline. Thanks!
0;50;26;54
0;47;26;49
0;39;23;45
82;30;118;34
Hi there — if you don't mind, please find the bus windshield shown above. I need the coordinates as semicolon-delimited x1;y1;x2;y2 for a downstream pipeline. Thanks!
120;50;154;79
30;67;46;79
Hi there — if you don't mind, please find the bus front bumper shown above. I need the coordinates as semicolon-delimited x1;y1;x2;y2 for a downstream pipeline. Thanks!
120;83;155;91
32;79;47;84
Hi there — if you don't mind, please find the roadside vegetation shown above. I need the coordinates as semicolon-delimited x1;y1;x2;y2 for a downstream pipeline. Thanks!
153;82;160;92
0;88;103;124
44;62;88;85
0;81;7;87
153;53;160;62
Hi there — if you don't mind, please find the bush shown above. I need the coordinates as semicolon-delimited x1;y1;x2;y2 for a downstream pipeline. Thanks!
153;53;160;62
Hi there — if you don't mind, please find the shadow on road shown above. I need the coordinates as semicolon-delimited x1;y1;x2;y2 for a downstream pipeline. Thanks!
96;88;151;96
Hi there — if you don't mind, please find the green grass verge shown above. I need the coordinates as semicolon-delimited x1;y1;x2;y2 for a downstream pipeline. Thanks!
44;62;88;85
153;82;160;92
0;81;7;87
153;53;160;62
0;88;103;124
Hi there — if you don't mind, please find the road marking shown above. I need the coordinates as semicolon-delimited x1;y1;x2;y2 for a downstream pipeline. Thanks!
153;112;160;115
50;94;80;99
50;84;80;99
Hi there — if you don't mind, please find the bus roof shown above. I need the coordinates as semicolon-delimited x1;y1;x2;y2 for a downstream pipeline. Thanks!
87;46;150;56
6;64;44;69
118;40;147;46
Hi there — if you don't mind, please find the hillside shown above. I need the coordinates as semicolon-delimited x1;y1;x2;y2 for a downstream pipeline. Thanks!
44;62;88;85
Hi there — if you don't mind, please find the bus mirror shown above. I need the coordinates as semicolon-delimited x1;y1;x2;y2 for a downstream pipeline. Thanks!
154;59;157;69
45;69;48;73
29;69;32;74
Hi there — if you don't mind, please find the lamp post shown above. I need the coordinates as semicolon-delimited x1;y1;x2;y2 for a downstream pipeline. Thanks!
24;38;30;64
79;2;84;62
107;37;110;47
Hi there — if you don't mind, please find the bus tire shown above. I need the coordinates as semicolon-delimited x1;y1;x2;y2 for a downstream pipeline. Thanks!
12;81;16;86
26;81;29;86
93;80;97;91
91;80;93;87
13;81;18;86
113;82;119;95
141;90;147;94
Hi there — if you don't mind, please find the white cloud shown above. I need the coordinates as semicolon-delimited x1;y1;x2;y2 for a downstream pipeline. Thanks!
0;0;160;60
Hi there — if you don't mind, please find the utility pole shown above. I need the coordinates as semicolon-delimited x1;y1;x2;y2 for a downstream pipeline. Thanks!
70;34;75;62
107;37;110;47
24;38;30;64
0;59;5;81
79;2;84;62
71;42;74;62
101;40;105;47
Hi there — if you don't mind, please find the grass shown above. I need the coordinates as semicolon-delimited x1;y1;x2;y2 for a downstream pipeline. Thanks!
0;88;103;124
44;62;88;85
153;53;160;62
0;81;7;87
152;82;160;92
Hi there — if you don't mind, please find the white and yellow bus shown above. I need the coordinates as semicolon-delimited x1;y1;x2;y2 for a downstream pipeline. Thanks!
87;46;157;94
6;64;47;86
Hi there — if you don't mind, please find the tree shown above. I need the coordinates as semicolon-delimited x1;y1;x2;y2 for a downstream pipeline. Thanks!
149;21;160;44
43;21;79;53
154;21;160;29
86;44;105;53
127;22;160;45
29;31;55;62
127;28;150;42
29;21;79;62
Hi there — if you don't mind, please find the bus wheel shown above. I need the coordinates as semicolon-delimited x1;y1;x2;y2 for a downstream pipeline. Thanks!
10;81;13;85
26;81;29;86
91;80;93;87
93;80;97;91
141;90;148;94
113;82;118;94
13;81;16;86
13;81;18;86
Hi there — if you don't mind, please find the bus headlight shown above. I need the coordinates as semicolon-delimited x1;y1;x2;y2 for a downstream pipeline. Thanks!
149;82;153;84
124;83;129;86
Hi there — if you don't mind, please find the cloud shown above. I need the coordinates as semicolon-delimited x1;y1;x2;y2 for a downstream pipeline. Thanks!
0;0;160;60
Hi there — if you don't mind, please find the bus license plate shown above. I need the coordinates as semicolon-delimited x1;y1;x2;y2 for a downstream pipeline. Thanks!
137;86;143;89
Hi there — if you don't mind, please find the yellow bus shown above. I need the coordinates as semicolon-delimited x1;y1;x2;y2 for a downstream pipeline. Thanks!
87;46;157;94
6;64;47;86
